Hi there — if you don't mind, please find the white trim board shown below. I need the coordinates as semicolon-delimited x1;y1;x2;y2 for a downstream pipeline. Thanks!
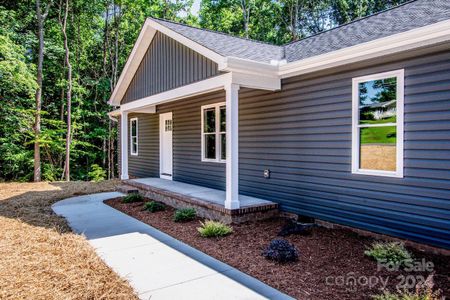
201;102;226;163
351;69;404;178
159;112;173;180
130;117;139;156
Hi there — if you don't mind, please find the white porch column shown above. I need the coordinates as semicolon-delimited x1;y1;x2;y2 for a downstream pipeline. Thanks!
225;83;240;209
120;110;129;180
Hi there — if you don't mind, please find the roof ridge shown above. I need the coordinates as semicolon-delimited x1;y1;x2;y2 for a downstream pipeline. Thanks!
283;0;419;46
148;16;283;49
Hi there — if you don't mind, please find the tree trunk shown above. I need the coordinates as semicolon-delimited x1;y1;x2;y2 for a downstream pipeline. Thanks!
61;0;72;181
34;0;52;182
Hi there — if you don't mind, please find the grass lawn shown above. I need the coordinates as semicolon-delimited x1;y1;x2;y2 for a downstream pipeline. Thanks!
0;180;137;300
360;117;397;144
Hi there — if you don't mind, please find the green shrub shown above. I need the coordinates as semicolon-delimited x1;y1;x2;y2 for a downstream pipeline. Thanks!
173;208;196;222
373;275;441;300
143;201;165;212
365;242;412;267
197;220;233;238
88;164;106;182
373;289;440;300
122;193;143;203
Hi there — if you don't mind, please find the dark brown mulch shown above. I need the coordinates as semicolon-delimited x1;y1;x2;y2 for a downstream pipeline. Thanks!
105;197;450;300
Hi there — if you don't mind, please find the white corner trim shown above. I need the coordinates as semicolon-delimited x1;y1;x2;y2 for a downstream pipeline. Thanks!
200;102;226;163
130;117;138;156
351;69;404;178
279;19;450;79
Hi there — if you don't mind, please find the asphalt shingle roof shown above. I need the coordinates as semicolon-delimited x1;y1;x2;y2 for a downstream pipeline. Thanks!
151;18;284;64
284;0;450;62
151;0;450;64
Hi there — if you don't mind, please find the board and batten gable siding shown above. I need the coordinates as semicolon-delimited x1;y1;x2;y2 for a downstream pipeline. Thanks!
121;31;220;104
238;43;450;249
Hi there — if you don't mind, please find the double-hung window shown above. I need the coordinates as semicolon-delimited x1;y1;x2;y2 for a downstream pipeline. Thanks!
352;69;404;177
130;117;138;156
202;103;226;162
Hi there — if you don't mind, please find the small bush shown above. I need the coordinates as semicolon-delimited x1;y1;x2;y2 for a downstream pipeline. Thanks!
88;164;106;182
364;242;412;267
197;220;233;238
373;274;441;300
278;219;315;237
262;239;299;263
173;208;196;222
122;193;143;203
143;201;165;212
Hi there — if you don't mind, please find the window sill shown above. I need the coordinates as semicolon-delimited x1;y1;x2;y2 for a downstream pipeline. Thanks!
352;169;403;178
201;158;226;164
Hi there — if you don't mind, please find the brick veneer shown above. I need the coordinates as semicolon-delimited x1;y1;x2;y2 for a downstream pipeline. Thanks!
118;180;279;224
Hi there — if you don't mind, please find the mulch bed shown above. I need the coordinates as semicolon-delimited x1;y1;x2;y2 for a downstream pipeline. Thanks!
105;197;450;300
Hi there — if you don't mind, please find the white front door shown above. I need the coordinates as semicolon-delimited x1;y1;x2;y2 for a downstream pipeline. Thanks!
159;112;173;180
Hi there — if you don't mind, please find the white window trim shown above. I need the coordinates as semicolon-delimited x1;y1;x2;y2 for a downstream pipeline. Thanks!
351;69;404;178
201;102;226;163
130;117;139;156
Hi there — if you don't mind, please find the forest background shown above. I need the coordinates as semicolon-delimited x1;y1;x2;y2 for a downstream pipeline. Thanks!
0;0;408;182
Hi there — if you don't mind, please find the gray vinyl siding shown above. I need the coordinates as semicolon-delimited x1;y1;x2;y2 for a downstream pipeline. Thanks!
121;32;220;104
158;91;226;190
238;43;450;249
120;113;160;178
117;42;450;249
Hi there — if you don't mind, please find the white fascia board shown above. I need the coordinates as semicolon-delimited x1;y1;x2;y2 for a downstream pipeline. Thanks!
120;73;232;111
147;19;226;68
109;20;156;106
279;19;450;79
222;56;279;75
231;71;280;91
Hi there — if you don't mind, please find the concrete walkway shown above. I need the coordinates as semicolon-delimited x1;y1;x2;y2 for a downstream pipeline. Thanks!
52;192;293;300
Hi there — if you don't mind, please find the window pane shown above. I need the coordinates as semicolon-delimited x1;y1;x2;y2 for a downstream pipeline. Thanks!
204;108;215;133
360;126;396;171
220;106;226;132
132;137;138;154
204;134;216;159
359;77;397;124
221;133;226;160
131;120;137;136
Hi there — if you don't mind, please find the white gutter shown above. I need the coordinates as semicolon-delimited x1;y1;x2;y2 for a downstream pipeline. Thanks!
278;19;450;78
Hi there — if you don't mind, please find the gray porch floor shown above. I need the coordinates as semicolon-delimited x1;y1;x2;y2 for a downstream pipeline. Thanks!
131;178;275;208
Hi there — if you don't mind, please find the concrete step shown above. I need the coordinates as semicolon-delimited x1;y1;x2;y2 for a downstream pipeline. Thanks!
116;185;139;194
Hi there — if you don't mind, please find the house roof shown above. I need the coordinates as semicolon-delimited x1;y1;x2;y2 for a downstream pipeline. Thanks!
151;18;285;64
151;0;450;64
284;0;450;62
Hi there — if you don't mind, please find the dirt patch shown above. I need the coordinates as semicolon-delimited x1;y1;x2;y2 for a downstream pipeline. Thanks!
360;144;396;171
106;198;450;300
0;181;137;299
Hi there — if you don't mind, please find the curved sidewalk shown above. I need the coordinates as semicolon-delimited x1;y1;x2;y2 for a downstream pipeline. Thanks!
52;192;293;300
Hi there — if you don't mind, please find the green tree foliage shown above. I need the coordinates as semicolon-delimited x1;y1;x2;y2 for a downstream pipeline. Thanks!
0;0;409;181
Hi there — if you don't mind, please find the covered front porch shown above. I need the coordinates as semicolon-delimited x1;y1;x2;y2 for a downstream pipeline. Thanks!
113;71;280;211
119;178;279;224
